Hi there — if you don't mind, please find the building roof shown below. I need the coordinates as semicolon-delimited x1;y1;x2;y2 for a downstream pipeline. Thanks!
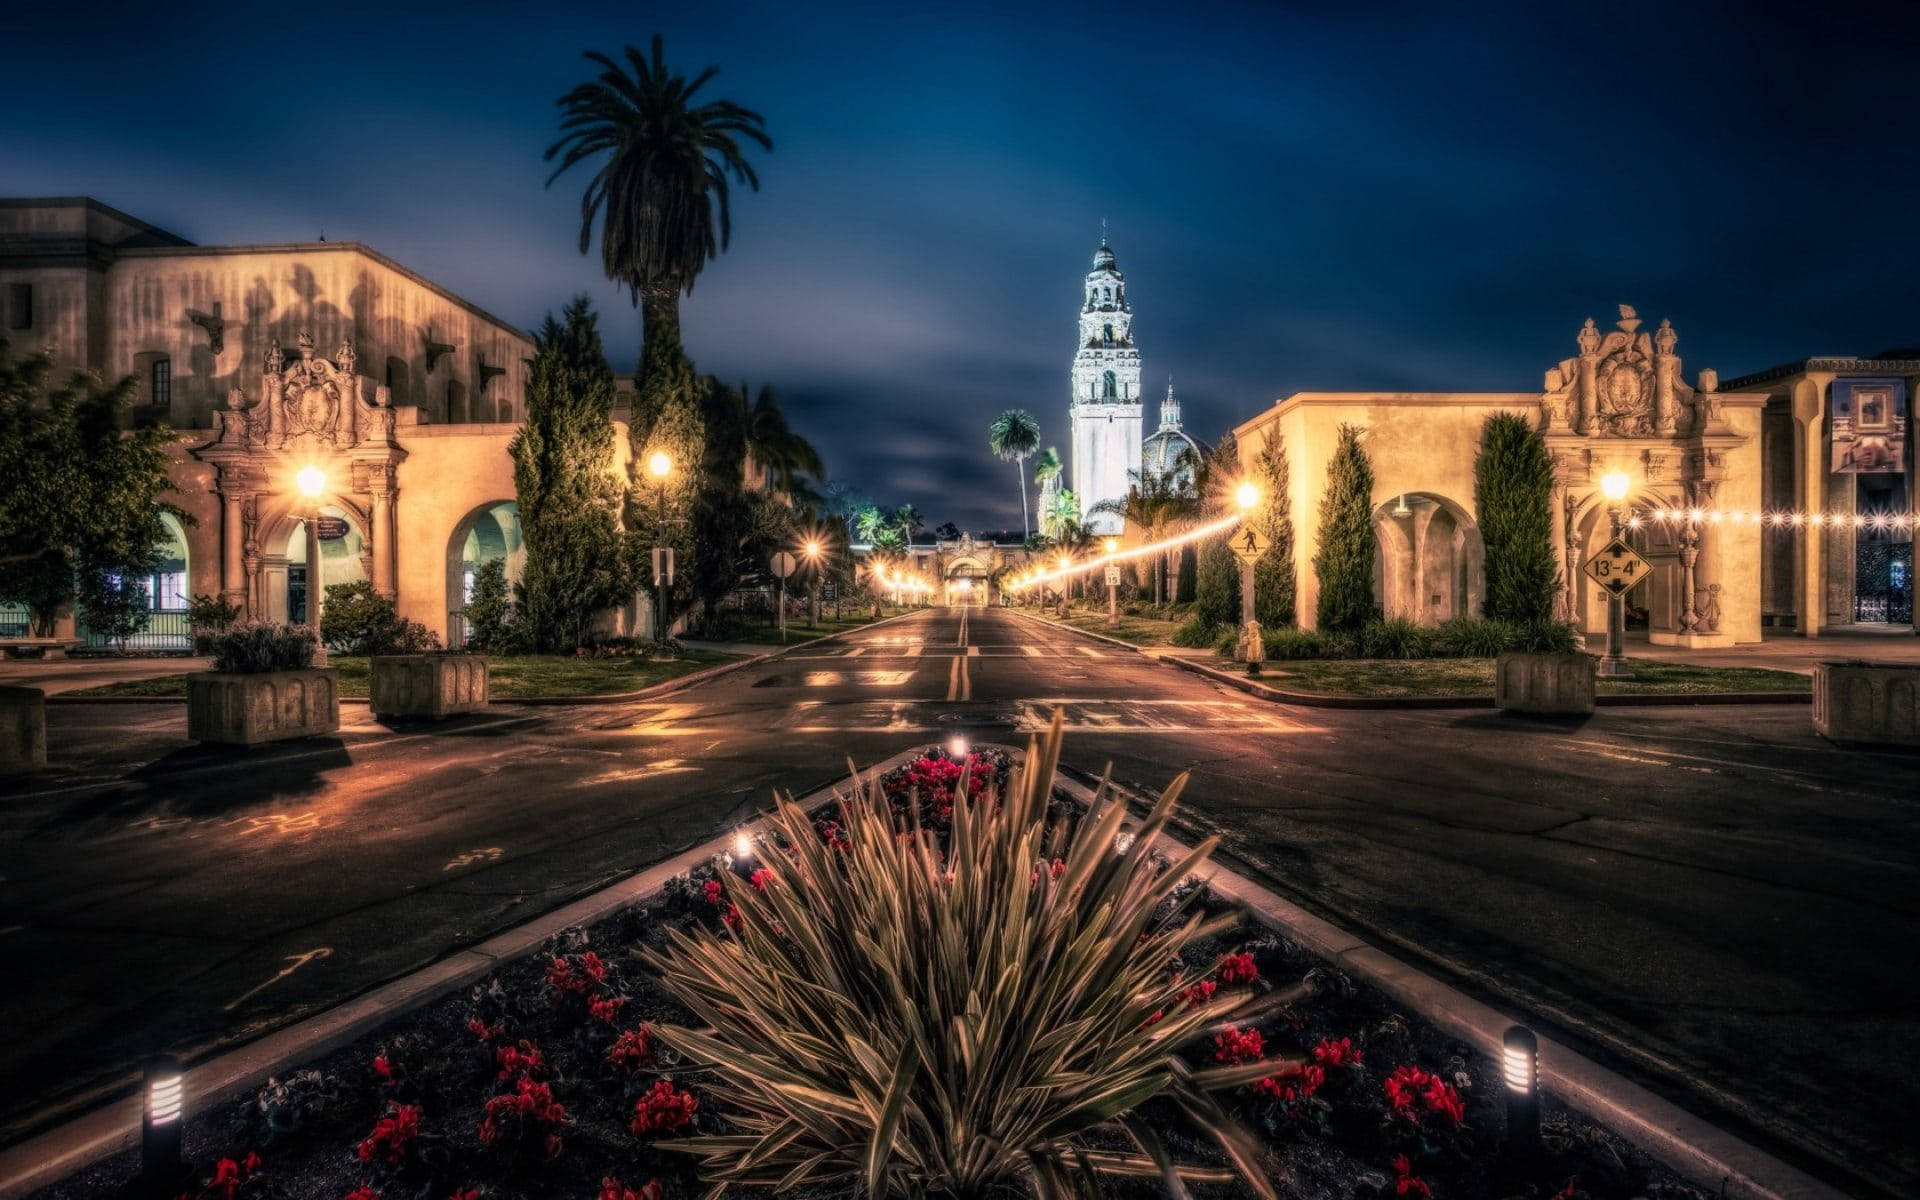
1721;353;1920;391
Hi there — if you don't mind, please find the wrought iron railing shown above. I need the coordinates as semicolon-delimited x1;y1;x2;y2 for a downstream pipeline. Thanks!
80;609;192;651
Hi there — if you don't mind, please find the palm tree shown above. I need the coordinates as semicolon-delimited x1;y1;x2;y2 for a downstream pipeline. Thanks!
988;409;1043;538
1033;446;1063;493
545;36;771;400
1088;471;1201;607
894;504;926;545
1041;486;1081;541
730;382;824;494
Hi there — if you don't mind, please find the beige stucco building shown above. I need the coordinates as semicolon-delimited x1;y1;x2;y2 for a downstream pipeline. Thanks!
1232;306;1917;642
0;197;617;647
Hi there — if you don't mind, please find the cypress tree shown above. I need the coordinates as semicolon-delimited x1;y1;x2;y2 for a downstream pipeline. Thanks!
1312;423;1377;633
1251;428;1296;627
1474;412;1559;624
512;296;629;651
1194;433;1243;628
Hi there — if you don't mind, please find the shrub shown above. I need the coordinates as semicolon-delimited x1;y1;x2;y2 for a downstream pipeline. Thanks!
1312;423;1378;633
1171;613;1221;648
209;621;317;673
1434;617;1513;658
188;592;243;653
1475;412;1559;624
1261;628;1327;660
1509;617;1581;655
462;559;518;653
319;581;440;655
1360;618;1433;659
648;715;1290;1199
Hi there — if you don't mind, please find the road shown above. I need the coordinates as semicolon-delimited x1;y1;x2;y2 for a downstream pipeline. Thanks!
3;605;1915;1196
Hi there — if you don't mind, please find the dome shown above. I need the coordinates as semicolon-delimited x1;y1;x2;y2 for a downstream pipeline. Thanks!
1092;242;1117;271
1142;427;1201;482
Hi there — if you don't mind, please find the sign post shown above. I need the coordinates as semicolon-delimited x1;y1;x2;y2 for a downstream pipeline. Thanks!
1229;524;1270;674
770;551;798;641
1104;565;1122;627
1583;537;1649;678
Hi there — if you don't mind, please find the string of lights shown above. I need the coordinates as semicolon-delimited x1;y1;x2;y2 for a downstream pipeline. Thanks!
1008;512;1245;592
1622;507;1917;530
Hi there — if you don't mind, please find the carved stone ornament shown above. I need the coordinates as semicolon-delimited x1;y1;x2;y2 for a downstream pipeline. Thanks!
1593;327;1656;436
272;331;357;448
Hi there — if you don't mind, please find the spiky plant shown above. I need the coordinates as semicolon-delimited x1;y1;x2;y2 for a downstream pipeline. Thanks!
648;714;1301;1199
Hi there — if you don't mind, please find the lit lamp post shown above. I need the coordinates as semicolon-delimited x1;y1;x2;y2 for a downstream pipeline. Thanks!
296;465;327;664
1235;480;1264;677
647;451;674;649
803;539;823;628
1056;554;1072;617
1599;471;1633;678
1104;537;1120;627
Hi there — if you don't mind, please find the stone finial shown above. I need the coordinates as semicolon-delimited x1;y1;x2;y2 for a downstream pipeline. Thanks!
1698;367;1718;393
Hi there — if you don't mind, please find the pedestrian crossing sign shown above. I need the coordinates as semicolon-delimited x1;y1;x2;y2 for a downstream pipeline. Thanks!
1583;539;1650;596
1230;523;1269;563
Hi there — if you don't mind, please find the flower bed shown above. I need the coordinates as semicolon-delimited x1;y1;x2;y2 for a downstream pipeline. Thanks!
36;732;1708;1200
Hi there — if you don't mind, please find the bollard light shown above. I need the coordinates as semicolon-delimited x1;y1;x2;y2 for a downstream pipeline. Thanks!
947;736;968;759
142;1054;185;1186
1502;1025;1542;1158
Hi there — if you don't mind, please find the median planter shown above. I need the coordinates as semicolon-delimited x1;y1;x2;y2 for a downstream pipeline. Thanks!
0;686;46;775
370;653;489;717
1494;650;1595;714
186;669;340;745
1813;659;1920;746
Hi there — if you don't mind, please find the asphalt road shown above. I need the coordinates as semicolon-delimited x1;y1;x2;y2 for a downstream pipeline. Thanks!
3;606;1915;1196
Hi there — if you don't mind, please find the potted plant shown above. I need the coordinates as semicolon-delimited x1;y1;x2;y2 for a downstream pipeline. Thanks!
1493;619;1595;714
318;581;487;718
0;686;46;774
187;622;338;745
1813;659;1920;746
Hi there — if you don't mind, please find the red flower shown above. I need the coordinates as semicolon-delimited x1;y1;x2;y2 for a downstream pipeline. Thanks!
447;1191;481;1200
815;818;851;852
1253;1063;1325;1103
1312;1036;1363;1068
608;1026;655;1072
357;1104;423;1166
750;867;775;891
1181;980;1217;1009
722;903;742;930
241;1151;263;1176
495;1039;545;1080
466;1017;504;1042
1391;1154;1433;1199
207;1157;245;1200
1217;952;1258;985
1143;1009;1165;1028
547;956;590;996
544;1131;564;1158
599;1179;664;1200
371;1054;393;1083
630;1080;698;1136
344;1188;381;1200
1211;1027;1264;1064
580;951;608;984
1550;1179;1579;1200
701;879;725;906
1385;1065;1465;1126
588;995;627;1025
478;1078;569;1148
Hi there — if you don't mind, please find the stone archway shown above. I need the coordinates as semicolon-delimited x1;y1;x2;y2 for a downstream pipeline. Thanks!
1371;493;1484;625
259;502;369;625
1572;491;1685;636
944;556;991;606
446;501;523;645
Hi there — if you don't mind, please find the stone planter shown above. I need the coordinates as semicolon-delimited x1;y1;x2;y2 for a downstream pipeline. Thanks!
1494;651;1596;714
187;669;340;745
369;654;489;718
1813;660;1920;747
0;686;47;775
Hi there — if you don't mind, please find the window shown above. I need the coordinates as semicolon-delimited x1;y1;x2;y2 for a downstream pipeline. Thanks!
1102;323;1114;346
150;357;171;408
384;356;408;407
6;283;30;330
1102;370;1117;399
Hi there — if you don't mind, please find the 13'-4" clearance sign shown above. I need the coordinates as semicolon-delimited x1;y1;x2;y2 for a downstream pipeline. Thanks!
1583;539;1650;596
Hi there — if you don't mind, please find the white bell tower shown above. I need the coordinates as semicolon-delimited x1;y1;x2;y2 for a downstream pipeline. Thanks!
1069;235;1143;535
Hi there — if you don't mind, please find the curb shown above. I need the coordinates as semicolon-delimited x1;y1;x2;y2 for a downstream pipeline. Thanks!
0;743;936;1200
1011;609;1814;709
1048;767;1848;1200
41;611;924;709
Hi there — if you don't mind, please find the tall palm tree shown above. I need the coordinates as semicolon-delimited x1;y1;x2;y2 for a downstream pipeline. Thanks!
1041;486;1081;541
1033;446;1063;493
894;504;926;545
545;36;771;399
734;382;824;493
988;409;1043;538
1088;471;1200;607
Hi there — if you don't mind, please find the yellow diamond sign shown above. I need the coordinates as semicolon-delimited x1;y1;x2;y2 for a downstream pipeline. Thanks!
1229;523;1269;564
1583;539;1650;596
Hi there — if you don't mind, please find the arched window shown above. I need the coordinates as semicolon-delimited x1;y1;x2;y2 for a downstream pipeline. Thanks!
1102;370;1117;399
384;357;409;407
1102;323;1114;346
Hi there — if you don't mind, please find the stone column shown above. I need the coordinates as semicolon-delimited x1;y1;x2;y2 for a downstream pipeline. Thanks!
220;491;246;605
370;470;396;599
1654;355;1677;435
1576;356;1599;435
1790;376;1829;637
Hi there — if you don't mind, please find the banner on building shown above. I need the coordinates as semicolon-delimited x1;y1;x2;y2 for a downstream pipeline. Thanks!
1831;379;1908;474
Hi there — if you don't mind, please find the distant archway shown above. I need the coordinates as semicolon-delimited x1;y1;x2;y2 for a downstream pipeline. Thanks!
1372;493;1483;626
260;504;368;625
446;501;523;645
1573;491;1684;636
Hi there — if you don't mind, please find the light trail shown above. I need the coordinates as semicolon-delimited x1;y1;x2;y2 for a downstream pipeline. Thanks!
1008;512;1244;592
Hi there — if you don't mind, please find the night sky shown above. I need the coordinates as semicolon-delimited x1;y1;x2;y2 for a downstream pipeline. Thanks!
7;0;1918;530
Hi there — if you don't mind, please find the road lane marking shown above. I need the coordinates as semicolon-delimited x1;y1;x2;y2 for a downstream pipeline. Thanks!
1079;647;1104;658
1022;645;1043;658
961;653;972;700
1013;699;1318;733
845;647;866;657
968;645;980;657
443;847;505;871
225;947;332;1011
947;656;962;701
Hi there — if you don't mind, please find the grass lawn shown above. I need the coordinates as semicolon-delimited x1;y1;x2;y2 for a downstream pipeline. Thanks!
722;607;911;646
65;650;740;700
1246;656;1812;699
1024;605;1188;647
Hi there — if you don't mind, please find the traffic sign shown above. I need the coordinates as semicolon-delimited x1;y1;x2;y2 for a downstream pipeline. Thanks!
1229;523;1269;563
1104;566;1121;586
769;551;798;579
1583;539;1650;596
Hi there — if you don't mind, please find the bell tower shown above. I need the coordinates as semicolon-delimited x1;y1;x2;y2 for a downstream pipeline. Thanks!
1069;234;1144;535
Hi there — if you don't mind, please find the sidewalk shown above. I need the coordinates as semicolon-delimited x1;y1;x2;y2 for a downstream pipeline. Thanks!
0;655;211;695
1588;627;1920;675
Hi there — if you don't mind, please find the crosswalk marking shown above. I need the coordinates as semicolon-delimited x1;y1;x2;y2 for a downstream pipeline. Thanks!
845;647;865;657
1022;645;1043;658
1079;647;1104;658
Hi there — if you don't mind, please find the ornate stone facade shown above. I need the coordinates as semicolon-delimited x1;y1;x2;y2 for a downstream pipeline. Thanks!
1069;238;1144;535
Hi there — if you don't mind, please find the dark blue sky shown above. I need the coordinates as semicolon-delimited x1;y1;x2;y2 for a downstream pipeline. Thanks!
7;0;1917;529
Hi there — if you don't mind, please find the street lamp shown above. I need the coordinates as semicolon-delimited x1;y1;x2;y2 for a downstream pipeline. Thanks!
802;538;823;627
1105;537;1121;625
1599;471;1633;678
1235;481;1264;676
647;452;674;649
1056;553;1072;617
296;465;327;663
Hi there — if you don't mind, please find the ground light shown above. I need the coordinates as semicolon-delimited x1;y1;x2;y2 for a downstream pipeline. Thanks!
141;1054;184;1188
947;736;967;759
1502;1025;1542;1158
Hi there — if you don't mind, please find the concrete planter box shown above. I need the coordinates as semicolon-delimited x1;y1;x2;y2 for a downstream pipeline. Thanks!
1813;660;1920;747
1494;651;1595;714
187;669;340;745
0;686;47;775
369;654;489;718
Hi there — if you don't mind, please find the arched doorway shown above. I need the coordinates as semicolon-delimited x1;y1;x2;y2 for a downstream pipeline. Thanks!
446;501;523;645
261;505;368;625
79;510;193;649
1572;492;1685;637
944;557;990;606
1371;493;1483;625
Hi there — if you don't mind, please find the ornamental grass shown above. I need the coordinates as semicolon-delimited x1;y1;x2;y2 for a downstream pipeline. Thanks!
647;712;1309;1198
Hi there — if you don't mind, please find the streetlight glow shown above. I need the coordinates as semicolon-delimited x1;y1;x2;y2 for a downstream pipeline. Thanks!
648;451;673;479
803;540;821;558
296;465;325;498
1601;471;1631;502
1103;537;1118;555
1235;481;1260;511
